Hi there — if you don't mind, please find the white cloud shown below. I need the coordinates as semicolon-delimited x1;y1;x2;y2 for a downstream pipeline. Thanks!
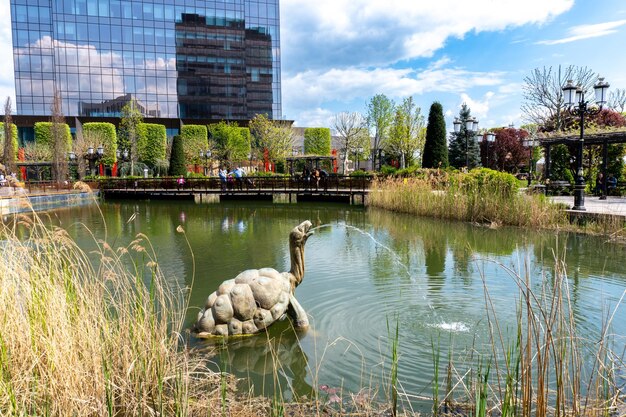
458;92;491;121
282;0;574;71
284;65;505;111
536;19;626;45
291;108;335;127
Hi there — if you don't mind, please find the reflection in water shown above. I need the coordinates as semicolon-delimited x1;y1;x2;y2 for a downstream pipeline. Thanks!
46;200;626;412
198;321;313;401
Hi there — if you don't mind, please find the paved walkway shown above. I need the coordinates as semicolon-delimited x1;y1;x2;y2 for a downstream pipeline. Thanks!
550;195;626;217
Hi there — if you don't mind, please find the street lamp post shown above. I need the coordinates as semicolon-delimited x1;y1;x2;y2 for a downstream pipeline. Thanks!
483;132;495;168
453;116;479;169
522;137;537;187
85;145;104;177
356;147;363;171
562;77;610;211
200;149;212;176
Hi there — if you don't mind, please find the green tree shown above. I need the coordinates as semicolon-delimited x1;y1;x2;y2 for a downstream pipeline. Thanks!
385;97;424;169
118;102;143;176
208;121;250;166
168;135;186;176
2;97;18;173
249;114;294;166
422;102;448;168
448;104;480;169
303;128;331;155
366;94;394;170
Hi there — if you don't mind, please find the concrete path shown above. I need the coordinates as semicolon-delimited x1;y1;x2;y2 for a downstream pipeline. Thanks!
550;195;626;217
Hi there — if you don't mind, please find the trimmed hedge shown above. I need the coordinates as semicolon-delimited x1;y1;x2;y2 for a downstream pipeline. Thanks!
137;123;166;166
304;127;331;155
181;125;208;165
0;122;19;161
83;122;117;165
34;122;72;152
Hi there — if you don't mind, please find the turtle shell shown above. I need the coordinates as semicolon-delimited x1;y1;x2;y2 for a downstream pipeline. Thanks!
194;268;291;336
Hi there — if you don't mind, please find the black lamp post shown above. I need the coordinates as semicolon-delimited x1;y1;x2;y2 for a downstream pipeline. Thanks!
562;77;610;211
522;137;537;187
355;146;363;171
116;148;130;162
453;116;479;169
85;145;104;177
200;149;212;176
483;132;495;168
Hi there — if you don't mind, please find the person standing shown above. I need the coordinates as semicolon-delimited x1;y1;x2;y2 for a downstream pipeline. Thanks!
218;167;228;191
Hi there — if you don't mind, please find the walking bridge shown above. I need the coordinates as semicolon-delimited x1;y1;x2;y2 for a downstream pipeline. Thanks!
98;175;373;205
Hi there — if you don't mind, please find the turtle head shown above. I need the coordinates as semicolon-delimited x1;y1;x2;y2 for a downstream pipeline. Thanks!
290;220;313;248
288;221;312;288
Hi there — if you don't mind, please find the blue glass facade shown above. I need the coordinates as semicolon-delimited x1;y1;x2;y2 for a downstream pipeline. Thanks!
10;0;281;120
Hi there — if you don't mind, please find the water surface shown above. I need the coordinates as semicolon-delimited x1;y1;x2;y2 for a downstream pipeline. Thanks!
51;200;626;410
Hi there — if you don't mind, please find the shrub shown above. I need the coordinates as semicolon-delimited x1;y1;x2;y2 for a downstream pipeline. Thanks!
0;122;19;161
34;122;72;153
83;122;117;166
169;135;186;176
137;123;166;166
304;128;331;155
181;125;208;165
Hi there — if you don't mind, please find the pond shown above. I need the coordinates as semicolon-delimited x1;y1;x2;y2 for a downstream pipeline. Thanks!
52;199;626;411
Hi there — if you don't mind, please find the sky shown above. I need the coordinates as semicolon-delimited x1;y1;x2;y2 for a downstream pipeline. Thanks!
1;0;625;132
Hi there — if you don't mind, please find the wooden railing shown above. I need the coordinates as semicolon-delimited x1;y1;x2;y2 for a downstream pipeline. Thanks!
98;175;374;193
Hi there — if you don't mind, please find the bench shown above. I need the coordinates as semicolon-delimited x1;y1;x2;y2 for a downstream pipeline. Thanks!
608;181;626;196
547;180;572;195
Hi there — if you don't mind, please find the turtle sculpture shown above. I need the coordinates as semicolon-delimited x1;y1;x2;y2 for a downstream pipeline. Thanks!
193;220;313;337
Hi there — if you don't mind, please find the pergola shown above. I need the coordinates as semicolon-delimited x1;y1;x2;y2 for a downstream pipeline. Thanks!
285;155;337;175
539;131;626;181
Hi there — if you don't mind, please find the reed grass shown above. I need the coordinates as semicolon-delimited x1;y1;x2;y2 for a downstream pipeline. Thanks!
429;253;625;417
368;171;568;229
0;211;268;416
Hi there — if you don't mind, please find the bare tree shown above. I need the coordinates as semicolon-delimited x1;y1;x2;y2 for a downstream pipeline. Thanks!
2;97;16;174
51;91;69;183
521;65;597;131
609;88;626;113
334;112;368;173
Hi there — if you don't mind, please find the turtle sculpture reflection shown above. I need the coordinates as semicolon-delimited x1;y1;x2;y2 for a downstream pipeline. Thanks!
193;220;313;336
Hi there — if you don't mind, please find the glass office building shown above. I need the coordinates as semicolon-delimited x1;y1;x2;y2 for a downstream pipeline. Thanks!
10;0;281;121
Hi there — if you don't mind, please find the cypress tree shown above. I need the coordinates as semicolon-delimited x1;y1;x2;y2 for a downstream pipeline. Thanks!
422;102;448;168
169;135;186;176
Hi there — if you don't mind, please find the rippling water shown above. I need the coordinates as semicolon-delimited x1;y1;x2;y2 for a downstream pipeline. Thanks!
51;199;626;410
